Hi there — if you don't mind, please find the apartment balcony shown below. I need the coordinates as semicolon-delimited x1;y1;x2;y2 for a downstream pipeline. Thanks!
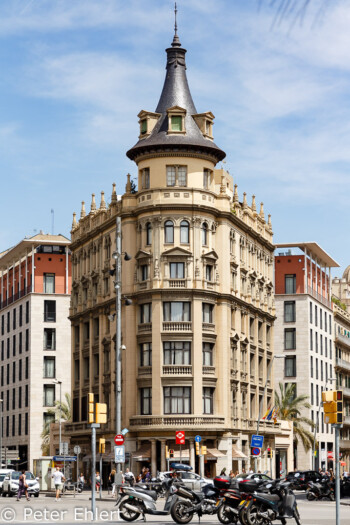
167;279;187;288
65;422;91;434
335;334;350;349
129;414;226;430
335;357;350;373
239;418;281;433
203;366;216;375
162;322;192;332
202;323;215;332
162;365;192;375
138;323;152;333
138;366;152;376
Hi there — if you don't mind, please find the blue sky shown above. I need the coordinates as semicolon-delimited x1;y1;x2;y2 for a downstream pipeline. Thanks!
1;0;349;277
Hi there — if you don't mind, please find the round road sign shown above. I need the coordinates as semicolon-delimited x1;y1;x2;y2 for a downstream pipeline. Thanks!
251;447;261;456
194;435;201;443
114;434;124;446
74;445;81;455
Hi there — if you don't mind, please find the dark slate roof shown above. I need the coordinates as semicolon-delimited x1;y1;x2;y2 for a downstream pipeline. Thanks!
126;33;226;162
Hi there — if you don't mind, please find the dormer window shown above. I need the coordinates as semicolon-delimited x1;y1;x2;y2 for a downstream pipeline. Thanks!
140;119;147;135
193;112;214;140
138;110;161;139
167;106;186;135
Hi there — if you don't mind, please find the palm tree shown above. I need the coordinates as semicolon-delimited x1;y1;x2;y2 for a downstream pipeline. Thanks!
274;382;315;452
41;393;72;455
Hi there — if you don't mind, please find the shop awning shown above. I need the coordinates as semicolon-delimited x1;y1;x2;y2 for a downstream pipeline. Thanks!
206;448;226;461
133;444;151;461
232;445;247;460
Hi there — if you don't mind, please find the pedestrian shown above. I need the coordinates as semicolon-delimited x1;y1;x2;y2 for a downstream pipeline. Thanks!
17;470;30;501
220;467;227;476
249;468;253;474
234;470;239;477
52;466;65;501
96;471;101;493
124;468;135;487
241;468;246;475
229;470;235;479
109;469;116;496
78;473;85;491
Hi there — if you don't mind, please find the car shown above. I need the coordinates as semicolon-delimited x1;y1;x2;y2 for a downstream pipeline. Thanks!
159;471;213;490
2;471;40;498
230;472;273;490
286;470;321;490
0;474;8;494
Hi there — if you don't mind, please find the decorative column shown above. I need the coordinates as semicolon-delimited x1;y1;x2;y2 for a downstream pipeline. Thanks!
151;439;157;477
160;439;167;472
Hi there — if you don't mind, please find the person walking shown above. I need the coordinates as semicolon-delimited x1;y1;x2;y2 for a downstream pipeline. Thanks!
96;471;101;493
52;467;65;501
124;468;135;487
17;470;30;501
109;469;116;496
220;467;227;476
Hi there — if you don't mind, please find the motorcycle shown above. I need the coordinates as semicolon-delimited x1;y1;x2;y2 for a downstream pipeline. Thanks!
170;481;221;524
116;476;177;521
245;480;301;525
306;477;334;501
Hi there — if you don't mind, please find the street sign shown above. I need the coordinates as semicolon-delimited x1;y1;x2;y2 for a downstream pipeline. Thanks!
114;434;124;445
114;445;125;463
60;442;69;455
53;456;77;462
194;435;201;443
251;435;264;448
176;431;185;445
121;428;129;436
251;448;261;456
74;445;81;455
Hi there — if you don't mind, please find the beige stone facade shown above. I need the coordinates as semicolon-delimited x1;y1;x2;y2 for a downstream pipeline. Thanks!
332;302;350;470
67;32;293;479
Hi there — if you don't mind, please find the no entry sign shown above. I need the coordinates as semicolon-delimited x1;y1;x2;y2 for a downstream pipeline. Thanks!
114;434;124;446
175;431;185;445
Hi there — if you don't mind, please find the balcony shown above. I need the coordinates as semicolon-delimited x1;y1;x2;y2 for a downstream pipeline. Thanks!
335;334;350;349
138;366;152;376
162;365;192;375
335;357;350;373
203;366;216;375
138;323;152;333
202;323;215;332
64;422;91;434
168;279;187;288
162;322;192;332
129;415;225;430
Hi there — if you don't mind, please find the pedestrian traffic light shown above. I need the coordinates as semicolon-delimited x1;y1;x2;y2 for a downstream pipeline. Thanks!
201;445;207;455
322;390;343;424
195;442;200;455
169;449;174;458
88;393;94;424
267;448;273;459
95;402;107;424
99;438;105;454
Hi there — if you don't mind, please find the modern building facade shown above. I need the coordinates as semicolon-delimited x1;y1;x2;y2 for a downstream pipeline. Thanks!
0;233;71;470
332;301;350;470
67;29;293;478
274;242;339;470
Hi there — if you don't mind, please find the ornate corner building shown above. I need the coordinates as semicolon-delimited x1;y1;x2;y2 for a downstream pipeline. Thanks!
67;30;293;477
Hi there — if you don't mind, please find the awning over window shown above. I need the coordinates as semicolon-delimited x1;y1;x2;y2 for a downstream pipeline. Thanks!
132;444;151;461
206;448;226;461
232;445;247;459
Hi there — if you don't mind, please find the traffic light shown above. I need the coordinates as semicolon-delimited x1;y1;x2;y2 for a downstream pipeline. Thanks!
99;438;105;454
201;445;207;455
95;402;107;424
267;448;273;459
322;390;343;424
88;393;94;424
169;449;174;458
195;442;200;455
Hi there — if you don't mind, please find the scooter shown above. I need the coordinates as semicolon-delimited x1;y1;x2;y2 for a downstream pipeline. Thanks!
306;478;334;501
170;481;221;524
116;476;178;521
245;480;301;525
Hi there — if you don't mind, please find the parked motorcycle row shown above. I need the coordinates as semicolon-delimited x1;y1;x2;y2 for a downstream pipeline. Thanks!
115;464;302;525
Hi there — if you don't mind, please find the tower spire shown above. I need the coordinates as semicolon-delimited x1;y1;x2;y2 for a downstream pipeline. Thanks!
172;2;181;47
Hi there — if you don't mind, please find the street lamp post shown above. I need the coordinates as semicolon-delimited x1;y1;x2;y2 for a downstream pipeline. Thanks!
312;377;336;470
53;379;62;461
255;354;284;473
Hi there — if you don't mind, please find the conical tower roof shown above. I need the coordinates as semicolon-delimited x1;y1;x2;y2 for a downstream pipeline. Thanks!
127;31;226;163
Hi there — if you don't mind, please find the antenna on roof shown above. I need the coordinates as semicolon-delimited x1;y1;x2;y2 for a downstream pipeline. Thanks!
174;2;178;36
172;2;181;47
51;209;54;235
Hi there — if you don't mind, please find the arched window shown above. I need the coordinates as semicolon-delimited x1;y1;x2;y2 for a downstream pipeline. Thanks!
146;223;152;246
180;220;189;244
202;223;208;246
164;221;174;244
